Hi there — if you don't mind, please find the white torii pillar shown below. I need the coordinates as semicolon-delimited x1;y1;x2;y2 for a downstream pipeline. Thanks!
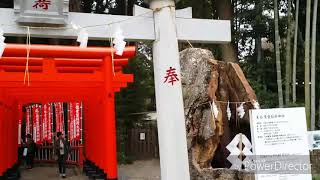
0;0;231;179
150;1;189;180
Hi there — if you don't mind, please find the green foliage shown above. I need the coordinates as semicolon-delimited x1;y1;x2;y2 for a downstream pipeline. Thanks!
115;52;155;125
115;50;155;163
313;175;320;180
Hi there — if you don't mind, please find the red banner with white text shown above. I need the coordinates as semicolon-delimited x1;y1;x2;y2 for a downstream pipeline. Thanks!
32;105;42;144
68;102;82;141
42;104;48;141
74;102;81;140
18;105;22;145
47;103;53;143
55;102;64;133
26;107;31;137
68;102;74;140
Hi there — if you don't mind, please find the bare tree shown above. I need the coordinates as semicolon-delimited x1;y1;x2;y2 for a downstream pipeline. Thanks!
311;0;318;130
285;0;293;105
274;0;284;107
305;0;311;129
292;0;299;103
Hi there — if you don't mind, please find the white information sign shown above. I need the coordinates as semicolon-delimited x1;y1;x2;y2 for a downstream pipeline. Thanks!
249;107;312;180
140;133;146;141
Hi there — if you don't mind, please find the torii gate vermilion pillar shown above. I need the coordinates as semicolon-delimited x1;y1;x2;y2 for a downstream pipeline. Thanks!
0;0;231;179
0;44;135;179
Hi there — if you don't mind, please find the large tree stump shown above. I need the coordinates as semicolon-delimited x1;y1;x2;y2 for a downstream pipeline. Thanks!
180;48;257;180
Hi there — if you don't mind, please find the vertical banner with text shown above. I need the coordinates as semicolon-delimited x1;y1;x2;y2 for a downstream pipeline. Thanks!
55;102;64;133
68;102;82;141
68;102;74;141
47;103;53;143
26;107;31;136
42;103;48;142
33;105;42;144
18;104;22;145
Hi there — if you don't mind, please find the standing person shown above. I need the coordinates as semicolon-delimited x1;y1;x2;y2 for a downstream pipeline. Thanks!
55;132;70;178
23;134;35;169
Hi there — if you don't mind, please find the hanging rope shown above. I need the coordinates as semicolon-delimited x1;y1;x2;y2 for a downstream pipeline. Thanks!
23;26;31;86
110;36;115;75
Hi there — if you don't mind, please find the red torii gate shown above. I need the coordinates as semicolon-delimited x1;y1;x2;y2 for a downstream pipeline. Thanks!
0;44;135;180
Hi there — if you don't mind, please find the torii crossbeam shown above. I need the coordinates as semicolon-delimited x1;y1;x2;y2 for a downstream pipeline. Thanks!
0;0;231;179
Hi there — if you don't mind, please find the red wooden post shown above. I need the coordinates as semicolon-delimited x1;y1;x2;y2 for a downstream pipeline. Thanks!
0;94;3;176
4;105;8;172
103;56;118;179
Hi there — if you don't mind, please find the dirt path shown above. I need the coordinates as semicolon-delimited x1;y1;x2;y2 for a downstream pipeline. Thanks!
20;166;86;180
118;159;161;180
20;159;161;180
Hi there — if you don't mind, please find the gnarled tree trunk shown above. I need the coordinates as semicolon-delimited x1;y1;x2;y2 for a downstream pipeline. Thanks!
180;48;256;180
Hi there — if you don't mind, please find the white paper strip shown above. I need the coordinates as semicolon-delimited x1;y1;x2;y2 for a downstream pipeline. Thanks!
227;101;231;121
113;26;127;55
210;101;219;119
252;100;260;109
237;102;245;119
77;29;89;48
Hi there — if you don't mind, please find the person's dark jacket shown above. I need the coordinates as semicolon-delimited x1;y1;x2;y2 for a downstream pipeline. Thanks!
24;139;36;155
54;139;71;159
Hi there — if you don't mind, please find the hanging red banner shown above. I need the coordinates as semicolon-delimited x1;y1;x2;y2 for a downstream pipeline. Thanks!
55;102;64;133
75;102;81;140
32;106;36;142
68;102;82;141
26;107;31;136
47;103;53;143
33;105;42;144
68;102;74;141
18;104;22;145
42;104;48;141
